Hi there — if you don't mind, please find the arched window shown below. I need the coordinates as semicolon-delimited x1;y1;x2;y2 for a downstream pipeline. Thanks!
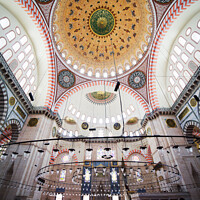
81;114;85;120
6;30;15;42
175;86;181;96
0;37;6;49
22;61;28;70
28;54;34;62
169;77;175;86
0;6;37;97
15;69;22;80
167;15;200;103
20;78;26;88
184;70;191;81
61;154;70;163
0;17;10;29
178;36;186;46
194;51;200;62
24;85;30;94
173;70;179;79
3;49;12;61
12;42;20;53
136;171;143;182
132;155;140;161
171;54;177;63
30;76;35;85
26;69;32;78
18;52;25;62
191;32;200;43
179;79;186;89
177;62;183;71
174;45;181;55
171;92;176;102
24;44;31;55
181;53;189;63
20;35;27;45
186;43;194;54
15;27;20;35
59;169;66;181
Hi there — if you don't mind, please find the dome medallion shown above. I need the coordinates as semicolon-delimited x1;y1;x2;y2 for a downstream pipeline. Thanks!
52;0;154;79
89;9;115;36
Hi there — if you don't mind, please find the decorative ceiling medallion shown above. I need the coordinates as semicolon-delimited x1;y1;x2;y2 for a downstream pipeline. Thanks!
127;117;138;125
86;91;116;105
82;122;89;130
65;116;76;124
165;119;177;128
58;70;75;88
147;127;152;135
190;98;197;107
52;127;57;137
9;97;15;106
128;71;146;89
27;118;39;127
114;122;121;130
88;8;116;37
52;0;153;79
178;107;190;121
16;106;26;119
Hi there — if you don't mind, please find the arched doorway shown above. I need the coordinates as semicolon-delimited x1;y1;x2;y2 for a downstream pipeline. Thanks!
183;120;200;144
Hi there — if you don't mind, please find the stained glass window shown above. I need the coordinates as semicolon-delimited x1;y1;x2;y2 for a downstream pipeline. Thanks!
62;154;69;163
132;155;140;161
97;147;115;159
136;171;143;182
59;169;66;181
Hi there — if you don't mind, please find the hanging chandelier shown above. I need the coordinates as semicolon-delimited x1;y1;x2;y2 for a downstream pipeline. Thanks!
35;160;181;197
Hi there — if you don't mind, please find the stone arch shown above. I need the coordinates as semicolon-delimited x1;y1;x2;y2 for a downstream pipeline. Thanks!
148;0;197;110
54;80;150;114
183;120;200;144
124;149;149;162
49;148;78;165
0;78;8;130
14;0;56;109
1;119;21;143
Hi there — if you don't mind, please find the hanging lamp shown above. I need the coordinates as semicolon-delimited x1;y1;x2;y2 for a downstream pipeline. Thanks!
1;153;8;161
102;147;113;159
122;147;129;157
69;148;75;157
24;143;31;160
53;148;59;157
11;151;18;161
24;150;31;160
86;139;93;158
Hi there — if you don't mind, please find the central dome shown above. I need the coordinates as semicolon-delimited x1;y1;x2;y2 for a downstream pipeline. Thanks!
89;9;115;36
52;0;154;79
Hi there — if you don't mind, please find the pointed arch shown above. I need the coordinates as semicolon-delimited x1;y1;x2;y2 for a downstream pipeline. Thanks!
53;81;150;114
49;148;78;165
148;0;197;110
14;0;56;109
1;119;21;143
183;120;200;143
124;149;149;162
